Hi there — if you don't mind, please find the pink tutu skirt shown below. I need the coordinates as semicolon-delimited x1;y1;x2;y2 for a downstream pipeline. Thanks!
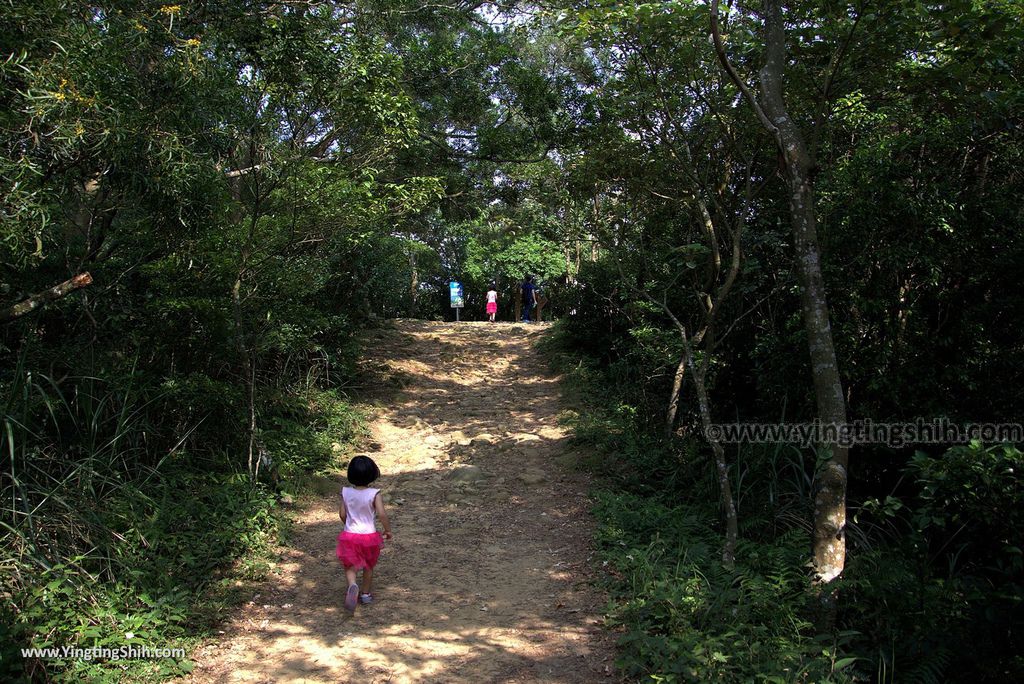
336;531;383;569
486;301;497;314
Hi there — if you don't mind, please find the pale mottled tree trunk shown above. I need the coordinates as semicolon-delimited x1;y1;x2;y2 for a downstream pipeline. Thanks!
665;356;687;438
711;0;849;583
757;0;848;584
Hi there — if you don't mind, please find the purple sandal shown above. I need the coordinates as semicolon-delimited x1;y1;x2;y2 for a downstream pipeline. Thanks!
344;583;359;613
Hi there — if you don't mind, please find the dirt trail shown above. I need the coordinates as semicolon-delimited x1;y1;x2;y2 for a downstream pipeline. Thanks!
188;320;613;683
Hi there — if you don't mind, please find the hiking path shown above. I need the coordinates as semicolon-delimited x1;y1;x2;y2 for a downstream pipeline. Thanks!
187;320;613;683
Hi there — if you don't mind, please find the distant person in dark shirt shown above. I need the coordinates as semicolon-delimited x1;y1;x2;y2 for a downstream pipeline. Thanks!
521;275;537;323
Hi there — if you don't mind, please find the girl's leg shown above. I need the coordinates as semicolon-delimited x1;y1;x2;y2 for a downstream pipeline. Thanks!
343;565;360;612
361;567;374;594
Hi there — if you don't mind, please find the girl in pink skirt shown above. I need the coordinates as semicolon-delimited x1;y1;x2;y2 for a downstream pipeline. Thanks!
486;283;498;322
337;455;392;613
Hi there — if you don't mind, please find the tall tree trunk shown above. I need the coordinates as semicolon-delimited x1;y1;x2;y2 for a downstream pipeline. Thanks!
409;248;419;312
639;286;740;566
758;0;848;585
665;355;687;437
231;271;258;478
712;0;849;584
677;320;737;567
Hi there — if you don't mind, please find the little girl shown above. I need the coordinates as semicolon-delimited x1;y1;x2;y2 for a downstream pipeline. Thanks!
337;455;393;613
486;283;498;323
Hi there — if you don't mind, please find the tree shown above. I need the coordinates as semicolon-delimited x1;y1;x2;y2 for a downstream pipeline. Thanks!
711;0;849;585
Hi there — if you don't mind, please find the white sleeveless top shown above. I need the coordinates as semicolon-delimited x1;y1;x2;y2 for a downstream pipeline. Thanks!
487;290;498;303
341;487;379;534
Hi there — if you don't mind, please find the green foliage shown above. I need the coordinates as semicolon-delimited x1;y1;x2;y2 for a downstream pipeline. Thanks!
7;469;277;682
0;362;282;680
552;324;1024;683
909;442;1022;544
600;513;854;683
551;335;852;682
263;389;366;477
465;228;565;287
2;0;1023;681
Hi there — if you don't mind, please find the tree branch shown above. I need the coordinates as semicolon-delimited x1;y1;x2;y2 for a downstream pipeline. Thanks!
710;0;778;140
1;273;93;323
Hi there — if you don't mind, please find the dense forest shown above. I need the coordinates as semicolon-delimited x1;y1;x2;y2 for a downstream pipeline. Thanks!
2;1;1022;682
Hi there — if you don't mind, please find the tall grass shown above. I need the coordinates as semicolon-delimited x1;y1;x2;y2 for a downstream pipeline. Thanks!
0;362;279;681
3;364;155;577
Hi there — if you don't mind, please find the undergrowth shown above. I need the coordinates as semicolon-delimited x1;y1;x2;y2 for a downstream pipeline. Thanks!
0;366;366;682
541;324;1023;683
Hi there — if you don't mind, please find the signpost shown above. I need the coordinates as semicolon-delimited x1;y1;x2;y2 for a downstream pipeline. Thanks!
449;281;464;321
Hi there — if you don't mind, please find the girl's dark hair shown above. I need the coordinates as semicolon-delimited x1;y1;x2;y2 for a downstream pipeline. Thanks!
347;455;380;486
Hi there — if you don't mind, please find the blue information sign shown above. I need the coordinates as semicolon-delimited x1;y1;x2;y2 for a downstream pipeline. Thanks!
449;281;464;309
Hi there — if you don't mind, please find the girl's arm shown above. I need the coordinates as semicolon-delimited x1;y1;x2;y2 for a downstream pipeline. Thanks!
339;496;347;523
374;493;393;540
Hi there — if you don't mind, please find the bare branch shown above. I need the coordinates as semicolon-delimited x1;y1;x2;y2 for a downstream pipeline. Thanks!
1;273;93;323
709;0;778;140
225;165;264;178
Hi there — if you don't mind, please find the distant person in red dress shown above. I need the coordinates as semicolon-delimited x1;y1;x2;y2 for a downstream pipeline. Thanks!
486;283;498;323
